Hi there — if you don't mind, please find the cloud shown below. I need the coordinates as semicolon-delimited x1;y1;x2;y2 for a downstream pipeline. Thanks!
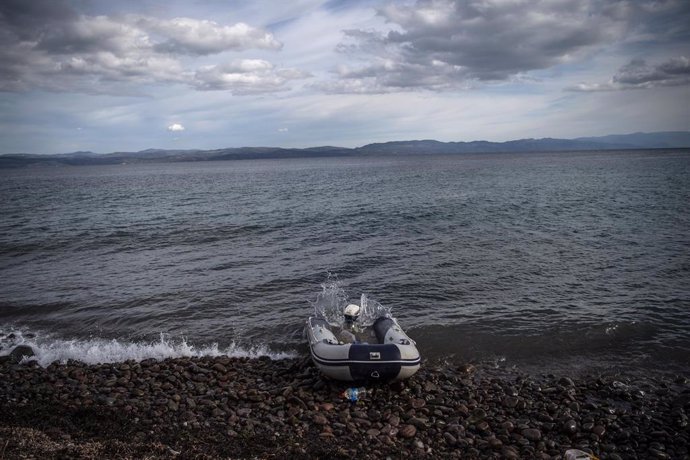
614;57;690;86
167;123;185;132
326;0;690;93
568;56;690;91
0;2;290;94
137;17;282;55
193;59;311;93
278;127;289;132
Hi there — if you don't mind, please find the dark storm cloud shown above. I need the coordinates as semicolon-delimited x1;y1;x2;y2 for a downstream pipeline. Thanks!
0;0;77;40
570;56;690;91
614;57;690;87
329;0;690;93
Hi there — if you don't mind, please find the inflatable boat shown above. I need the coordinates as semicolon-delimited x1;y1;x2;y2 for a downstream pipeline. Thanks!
305;315;421;382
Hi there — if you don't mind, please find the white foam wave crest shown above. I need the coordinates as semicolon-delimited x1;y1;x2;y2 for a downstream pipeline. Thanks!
0;330;296;367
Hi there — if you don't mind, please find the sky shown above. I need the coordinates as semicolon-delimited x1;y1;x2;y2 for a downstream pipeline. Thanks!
1;0;689;154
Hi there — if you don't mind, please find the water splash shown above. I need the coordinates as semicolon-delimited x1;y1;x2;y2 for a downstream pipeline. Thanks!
312;277;348;326
311;278;391;327
0;329;296;367
359;293;392;326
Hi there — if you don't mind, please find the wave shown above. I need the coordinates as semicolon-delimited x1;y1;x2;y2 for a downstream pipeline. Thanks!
0;329;297;367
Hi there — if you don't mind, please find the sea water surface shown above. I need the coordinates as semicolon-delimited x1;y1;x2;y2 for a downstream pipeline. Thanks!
1;150;689;375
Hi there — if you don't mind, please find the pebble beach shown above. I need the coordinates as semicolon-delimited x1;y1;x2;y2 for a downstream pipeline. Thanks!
1;350;688;459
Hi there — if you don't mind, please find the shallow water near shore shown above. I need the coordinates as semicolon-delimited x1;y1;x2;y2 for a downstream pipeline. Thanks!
1;150;689;375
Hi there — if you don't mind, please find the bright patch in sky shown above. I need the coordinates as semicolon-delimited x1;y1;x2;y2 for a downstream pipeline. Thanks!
0;0;688;153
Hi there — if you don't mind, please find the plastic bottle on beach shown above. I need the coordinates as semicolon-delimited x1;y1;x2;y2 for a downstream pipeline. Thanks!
342;387;367;402
564;449;599;460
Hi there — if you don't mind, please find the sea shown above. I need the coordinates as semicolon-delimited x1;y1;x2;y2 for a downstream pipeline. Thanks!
1;149;689;376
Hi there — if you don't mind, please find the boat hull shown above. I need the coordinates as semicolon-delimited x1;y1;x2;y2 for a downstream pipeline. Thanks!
305;316;420;382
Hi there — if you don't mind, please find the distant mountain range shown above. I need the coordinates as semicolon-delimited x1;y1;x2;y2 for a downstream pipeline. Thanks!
1;131;688;168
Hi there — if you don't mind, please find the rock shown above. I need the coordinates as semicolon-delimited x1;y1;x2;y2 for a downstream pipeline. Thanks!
592;425;606;437
7;345;35;364
212;363;227;373
410;398;426;409
503;396;519;408
390;380;405;392
468;408;487;423
236;407;252;417
424;381;438;392
488;437;503;450
647;448;670;459
287;396;308;410
563;419;578;434
2;356;690;459
456;404;469;416
409;417;428;429
399;424;417;438
522;428;542;442
559;377;575;387
313;414;328;426
501;445;521;459
366;428;380;437
443;432;457;445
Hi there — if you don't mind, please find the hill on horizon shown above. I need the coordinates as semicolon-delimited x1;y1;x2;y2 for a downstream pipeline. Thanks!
1;131;688;168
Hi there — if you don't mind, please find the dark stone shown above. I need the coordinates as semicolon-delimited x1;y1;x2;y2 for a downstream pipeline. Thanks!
7;345;35;364
592;425;606;437
501;446;520;459
442;431;457;444
468;408;487;423
522;428;542;442
212;363;227;373
488;437;503;449
503;396;519;408
400;424;417;438
366;428;380;437
313;414;328;425
409;417;428;429
559;377;575;387
647;448;670;459
410;398;426;409
563;419;578;434
456;404;469;416
476;421;490;432
501;421;515;432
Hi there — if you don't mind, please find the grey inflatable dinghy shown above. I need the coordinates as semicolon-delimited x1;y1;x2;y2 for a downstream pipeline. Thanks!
305;316;420;382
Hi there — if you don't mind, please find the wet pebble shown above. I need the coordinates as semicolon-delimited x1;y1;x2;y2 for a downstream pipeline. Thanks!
399;424;417;438
522;428;542;442
563;419;578;434
1;356;689;460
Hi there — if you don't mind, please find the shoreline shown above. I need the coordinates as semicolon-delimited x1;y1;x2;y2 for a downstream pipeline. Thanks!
1;355;688;459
